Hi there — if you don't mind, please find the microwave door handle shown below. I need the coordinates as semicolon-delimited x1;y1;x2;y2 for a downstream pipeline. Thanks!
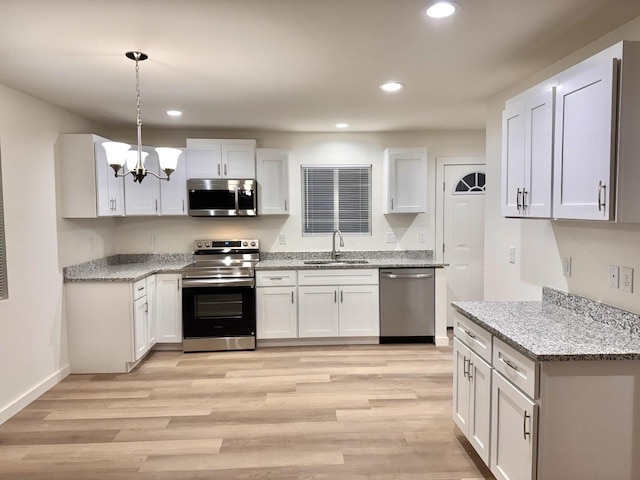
234;186;239;215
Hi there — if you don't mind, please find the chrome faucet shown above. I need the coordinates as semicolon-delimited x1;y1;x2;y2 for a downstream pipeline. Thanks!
331;229;344;260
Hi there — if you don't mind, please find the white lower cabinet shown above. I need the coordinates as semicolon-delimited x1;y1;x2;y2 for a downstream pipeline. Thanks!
297;269;379;338
491;371;537;480
453;338;491;465
155;273;183;343
256;271;298;339
133;295;149;361
146;275;157;347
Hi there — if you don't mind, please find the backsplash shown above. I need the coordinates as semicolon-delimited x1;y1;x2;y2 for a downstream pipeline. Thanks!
543;286;640;336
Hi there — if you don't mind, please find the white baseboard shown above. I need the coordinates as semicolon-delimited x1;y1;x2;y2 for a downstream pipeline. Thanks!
435;335;450;347
0;364;71;425
258;337;379;348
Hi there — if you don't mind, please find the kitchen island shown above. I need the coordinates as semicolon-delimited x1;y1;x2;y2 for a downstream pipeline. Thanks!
453;286;640;480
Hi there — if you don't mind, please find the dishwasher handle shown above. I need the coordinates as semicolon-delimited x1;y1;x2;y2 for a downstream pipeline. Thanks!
380;272;433;279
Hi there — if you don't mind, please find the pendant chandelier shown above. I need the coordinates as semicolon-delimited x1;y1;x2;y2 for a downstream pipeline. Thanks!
102;51;180;183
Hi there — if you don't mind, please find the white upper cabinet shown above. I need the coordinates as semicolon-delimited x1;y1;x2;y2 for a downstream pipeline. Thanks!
57;134;125;218
186;138;256;179
160;149;187;216
256;148;290;215
383;147;427;213
502;87;554;218
124;147;161;216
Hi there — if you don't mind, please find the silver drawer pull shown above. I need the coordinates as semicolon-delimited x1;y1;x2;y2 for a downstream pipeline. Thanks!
137;286;145;291
463;356;469;377
380;273;433;279
523;410;531;440
463;329;476;339
499;353;519;371
268;277;284;280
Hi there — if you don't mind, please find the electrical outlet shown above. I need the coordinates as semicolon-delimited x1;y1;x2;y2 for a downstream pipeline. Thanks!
150;234;157;246
609;265;619;289
562;257;572;277
386;232;397;243
418;232;426;244
509;246;516;264
279;233;287;245
621;266;634;293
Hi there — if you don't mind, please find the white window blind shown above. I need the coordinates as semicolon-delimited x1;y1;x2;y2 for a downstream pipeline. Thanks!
0;149;7;300
301;165;371;235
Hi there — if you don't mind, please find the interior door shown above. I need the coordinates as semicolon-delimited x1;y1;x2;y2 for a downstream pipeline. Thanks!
443;164;485;327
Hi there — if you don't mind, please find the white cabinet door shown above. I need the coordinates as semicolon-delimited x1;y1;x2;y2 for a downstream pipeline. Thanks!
523;89;554;218
453;338;471;434
223;143;256;178
553;56;617;220
256;148;290;215
94;139;125;217
146;275;156;348
383;147;427;213
501;102;526;217
186;143;223;178
160;149;188;215
133;296;148;361
256;286;297;339
491;371;537;480
298;286;339;337
338;285;379;336
468;350;491;465
124;147;161;216
155;274;183;343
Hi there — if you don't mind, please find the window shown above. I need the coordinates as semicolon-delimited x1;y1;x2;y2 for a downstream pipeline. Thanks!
454;172;486;194
301;165;371;236
0;148;7;300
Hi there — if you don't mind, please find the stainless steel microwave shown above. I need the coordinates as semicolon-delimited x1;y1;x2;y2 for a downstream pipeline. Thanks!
187;178;258;217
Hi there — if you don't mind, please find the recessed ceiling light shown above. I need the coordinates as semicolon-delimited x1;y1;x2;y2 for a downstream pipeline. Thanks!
425;1;461;18
379;82;405;92
336;123;349;128
166;110;182;117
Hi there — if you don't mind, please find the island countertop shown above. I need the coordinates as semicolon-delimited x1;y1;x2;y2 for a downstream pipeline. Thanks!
453;289;640;362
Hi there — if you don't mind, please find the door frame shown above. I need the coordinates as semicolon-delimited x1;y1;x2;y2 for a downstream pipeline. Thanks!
435;156;486;264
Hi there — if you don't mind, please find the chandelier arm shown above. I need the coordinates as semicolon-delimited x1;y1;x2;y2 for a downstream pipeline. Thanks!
144;169;171;181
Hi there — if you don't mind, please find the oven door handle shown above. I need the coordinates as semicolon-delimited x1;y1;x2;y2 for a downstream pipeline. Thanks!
181;278;255;288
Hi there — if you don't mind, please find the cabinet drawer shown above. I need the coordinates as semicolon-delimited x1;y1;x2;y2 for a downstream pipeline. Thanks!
133;279;147;300
256;270;297;287
453;311;492;363
298;268;379;286
493;337;538;399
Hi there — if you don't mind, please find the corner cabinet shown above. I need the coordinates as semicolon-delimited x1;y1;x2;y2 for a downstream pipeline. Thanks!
383;147;427;213
256;148;290;215
501;88;554;218
186;138;256;179
56;133;125;218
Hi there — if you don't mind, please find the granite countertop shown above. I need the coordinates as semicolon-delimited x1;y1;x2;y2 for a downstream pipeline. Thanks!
256;250;445;270
453;287;640;362
63;254;193;283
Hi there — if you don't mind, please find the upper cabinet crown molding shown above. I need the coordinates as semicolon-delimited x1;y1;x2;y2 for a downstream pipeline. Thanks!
185;138;256;179
383;147;428;214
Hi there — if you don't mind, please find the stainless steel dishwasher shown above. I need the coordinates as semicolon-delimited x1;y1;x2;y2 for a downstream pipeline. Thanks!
379;268;435;343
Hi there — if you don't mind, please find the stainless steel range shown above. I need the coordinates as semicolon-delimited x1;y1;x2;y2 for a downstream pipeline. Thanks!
181;239;259;352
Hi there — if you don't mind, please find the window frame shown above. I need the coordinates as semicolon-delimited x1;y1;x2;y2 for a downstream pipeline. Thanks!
301;164;372;237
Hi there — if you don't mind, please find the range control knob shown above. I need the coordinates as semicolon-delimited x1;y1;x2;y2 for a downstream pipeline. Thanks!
196;242;203;248
250;241;257;247
243;241;248;247
205;242;211;248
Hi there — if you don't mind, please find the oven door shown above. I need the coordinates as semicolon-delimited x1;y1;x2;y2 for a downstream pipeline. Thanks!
182;278;256;351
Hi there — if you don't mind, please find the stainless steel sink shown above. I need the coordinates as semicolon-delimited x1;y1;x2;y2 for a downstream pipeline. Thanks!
303;259;369;265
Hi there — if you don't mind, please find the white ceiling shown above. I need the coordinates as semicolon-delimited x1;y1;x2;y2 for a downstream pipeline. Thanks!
1;0;640;132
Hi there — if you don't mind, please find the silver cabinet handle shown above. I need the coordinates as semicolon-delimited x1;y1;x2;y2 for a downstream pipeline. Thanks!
177;279;180;291
145;302;148;313
137;286;144;291
391;198;394;210
516;188;522;212
334;290;337;303
218;163;221;176
468;361;473;380
155;199;158;212
463;329;476;339
598;180;606;212
522;188;528;212
291;291;294;304
224;164;228;176
182;199;185;212
284;199;288;211
463;356;469;378
499;353;519;371
340;290;343;303
523;411;531;440
380;273;433;279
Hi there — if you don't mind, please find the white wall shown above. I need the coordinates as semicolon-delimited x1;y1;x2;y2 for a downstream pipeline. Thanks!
485;16;640;313
0;84;108;424
76;129;485;257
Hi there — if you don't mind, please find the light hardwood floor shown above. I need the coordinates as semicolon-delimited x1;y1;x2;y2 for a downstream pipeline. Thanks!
0;340;494;479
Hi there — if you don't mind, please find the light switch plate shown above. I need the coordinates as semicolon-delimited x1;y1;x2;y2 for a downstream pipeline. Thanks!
509;246;516;264
418;232;426;243
621;266;634;293
279;233;287;245
609;265;619;288
150;234;157;246
561;257;572;277
386;232;397;243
